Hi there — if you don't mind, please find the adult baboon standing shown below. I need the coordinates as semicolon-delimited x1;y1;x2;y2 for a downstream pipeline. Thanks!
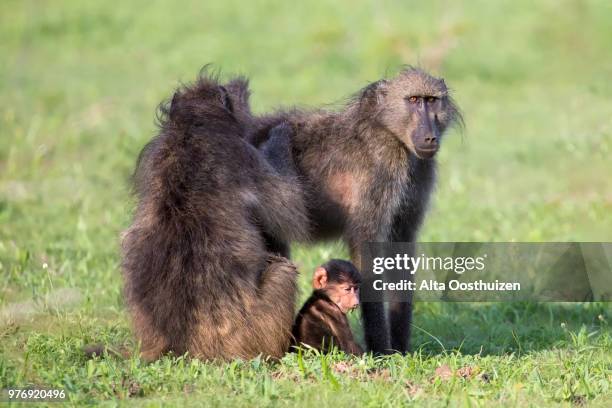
252;67;462;353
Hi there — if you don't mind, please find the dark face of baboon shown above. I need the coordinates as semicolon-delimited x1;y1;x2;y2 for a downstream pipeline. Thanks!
375;68;462;159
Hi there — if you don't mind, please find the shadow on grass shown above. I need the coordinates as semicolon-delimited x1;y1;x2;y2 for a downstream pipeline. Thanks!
408;301;610;356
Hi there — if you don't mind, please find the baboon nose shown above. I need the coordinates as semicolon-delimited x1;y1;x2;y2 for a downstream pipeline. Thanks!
425;136;437;144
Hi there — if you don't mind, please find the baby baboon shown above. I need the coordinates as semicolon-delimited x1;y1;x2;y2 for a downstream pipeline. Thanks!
291;259;363;355
252;67;463;354
122;74;308;361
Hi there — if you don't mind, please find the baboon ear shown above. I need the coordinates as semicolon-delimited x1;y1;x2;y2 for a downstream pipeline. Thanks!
225;77;251;107
313;267;329;289
361;79;389;106
167;91;189;124
218;85;233;113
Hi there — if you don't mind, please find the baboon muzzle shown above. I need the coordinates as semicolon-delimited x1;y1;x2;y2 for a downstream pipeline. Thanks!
414;110;440;159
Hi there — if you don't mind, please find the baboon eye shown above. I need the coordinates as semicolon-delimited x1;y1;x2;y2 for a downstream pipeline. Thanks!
426;97;437;104
407;96;418;104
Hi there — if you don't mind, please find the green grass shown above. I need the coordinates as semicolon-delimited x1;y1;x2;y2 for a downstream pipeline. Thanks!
1;0;612;406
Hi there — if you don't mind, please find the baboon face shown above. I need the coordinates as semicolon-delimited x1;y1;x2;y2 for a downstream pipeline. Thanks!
312;262;361;314
329;281;360;314
377;68;461;159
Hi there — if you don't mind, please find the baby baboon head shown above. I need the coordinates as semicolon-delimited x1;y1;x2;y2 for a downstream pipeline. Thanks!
366;67;462;159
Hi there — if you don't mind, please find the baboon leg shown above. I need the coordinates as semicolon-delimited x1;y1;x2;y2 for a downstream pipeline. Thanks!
250;255;299;358
389;234;417;353
389;300;412;353
361;301;390;354
350;243;390;354
358;251;392;355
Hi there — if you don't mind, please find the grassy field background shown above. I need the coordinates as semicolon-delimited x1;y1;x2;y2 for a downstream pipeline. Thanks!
1;0;611;406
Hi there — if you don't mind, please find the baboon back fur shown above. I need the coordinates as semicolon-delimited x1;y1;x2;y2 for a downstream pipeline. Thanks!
123;75;308;360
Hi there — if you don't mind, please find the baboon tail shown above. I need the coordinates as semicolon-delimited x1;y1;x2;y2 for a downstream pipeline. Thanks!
83;344;132;359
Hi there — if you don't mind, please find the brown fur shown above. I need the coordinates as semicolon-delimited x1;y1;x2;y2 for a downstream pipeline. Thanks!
253;67;463;354
291;259;363;355
291;291;363;355
122;74;307;361
119;67;461;360
327;171;362;214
